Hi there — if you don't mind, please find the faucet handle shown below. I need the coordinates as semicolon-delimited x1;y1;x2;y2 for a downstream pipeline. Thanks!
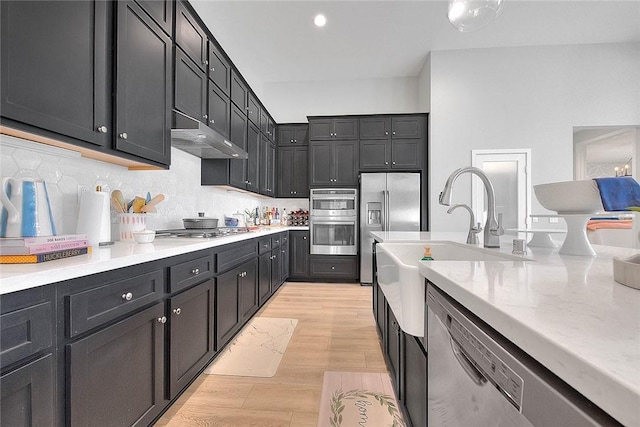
493;213;505;236
472;222;483;233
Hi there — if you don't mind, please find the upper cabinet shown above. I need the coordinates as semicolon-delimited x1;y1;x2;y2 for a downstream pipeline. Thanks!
309;118;358;141
208;41;231;95
278;124;309;146
136;0;173;36
0;0;172;168
174;47;207;124
247;93;260;127
175;1;207;71
230;70;248;112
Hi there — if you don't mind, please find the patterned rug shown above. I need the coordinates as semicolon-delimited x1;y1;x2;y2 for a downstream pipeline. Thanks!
318;371;405;427
204;317;297;377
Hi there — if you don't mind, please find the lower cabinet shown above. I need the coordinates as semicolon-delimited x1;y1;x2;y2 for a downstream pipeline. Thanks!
289;230;310;280
67;302;166;426
386;305;402;398
258;251;272;306
280;233;290;283
168;279;215;399
239;259;259;321
308;255;358;281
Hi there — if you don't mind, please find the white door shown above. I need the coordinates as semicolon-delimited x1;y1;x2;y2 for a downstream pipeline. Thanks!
471;150;531;231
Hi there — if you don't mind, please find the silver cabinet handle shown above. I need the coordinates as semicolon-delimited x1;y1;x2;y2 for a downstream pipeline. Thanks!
290;139;294;143
282;250;285;253
97;125;108;133
203;114;208;120
385;161;389;165
210;66;215;72
173;308;182;315
158;316;167;324
203;60;209;66
119;132;128;139
210;119;215;124
293;191;297;194
191;268;200;275
392;161;396;165
122;292;133;301
303;236;307;240
392;131;396;135
331;266;335;270
385;131;389;135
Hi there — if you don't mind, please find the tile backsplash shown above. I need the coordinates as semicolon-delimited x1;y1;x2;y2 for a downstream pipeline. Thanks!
1;135;308;238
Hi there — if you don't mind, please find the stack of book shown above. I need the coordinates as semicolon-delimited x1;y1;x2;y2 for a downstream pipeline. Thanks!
0;234;91;264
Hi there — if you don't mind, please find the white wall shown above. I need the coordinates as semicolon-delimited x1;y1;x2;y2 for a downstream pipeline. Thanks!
263;76;420;123
429;42;640;232
417;53;431;113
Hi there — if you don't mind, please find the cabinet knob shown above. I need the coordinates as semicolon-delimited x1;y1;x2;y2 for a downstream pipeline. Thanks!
290;139;294;143
385;161;389;165
392;161;396;165
331;266;335;270
191;268;200;275
303;236;307;240
385;131;388;135
203;114;208;120
282;250;285;254
203;60;209;66
210;119;215;124
293;191;297;195
157;316;167;324
119;132;128;140
392;131;396;135
122;292;133;301
173;308;182;315
97;125;108;133
210;66;215;72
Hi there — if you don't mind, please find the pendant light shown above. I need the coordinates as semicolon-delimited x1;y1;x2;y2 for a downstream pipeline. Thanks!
448;0;504;32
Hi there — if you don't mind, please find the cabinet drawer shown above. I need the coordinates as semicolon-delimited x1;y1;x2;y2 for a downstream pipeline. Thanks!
67;269;164;337
169;253;215;293
258;238;271;255
309;256;358;279
0;301;53;369
217;241;257;272
271;234;282;248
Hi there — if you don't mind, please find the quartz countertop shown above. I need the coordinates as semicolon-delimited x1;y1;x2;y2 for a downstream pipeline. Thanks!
396;232;640;426
0;226;306;295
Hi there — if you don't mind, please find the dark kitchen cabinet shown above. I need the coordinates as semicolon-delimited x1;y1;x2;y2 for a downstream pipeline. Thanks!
136;0;173;36
309;140;358;187
247;93;261;127
308;256;358;281
208;81;231;138
175;1;207;71
230;70;248;112
270;249;283;293
309;118;358;140
277;146;309;198
230;103;248;150
114;0;172;166
208;41;231;95
0;0;111;148
280;233;290;284
258;252;272;306
239;259;259;321
216;258;257;349
174;47;207;124
359;139;422;170
360;117;391;139
67;302;166;426
245;123;261;193
260;136;276;197
289;231;310;280
403;334;427;427
386;304;402;400
167;279;215;399
278;124;309;146
392;116;425;139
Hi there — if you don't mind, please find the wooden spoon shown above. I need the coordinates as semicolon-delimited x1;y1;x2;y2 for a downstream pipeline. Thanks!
141;194;165;213
111;190;126;213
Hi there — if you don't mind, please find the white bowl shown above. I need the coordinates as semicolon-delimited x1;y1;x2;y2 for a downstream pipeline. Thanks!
534;180;604;214
132;230;156;244
613;254;640;290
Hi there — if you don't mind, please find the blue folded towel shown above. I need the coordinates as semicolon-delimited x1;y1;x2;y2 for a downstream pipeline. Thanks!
594;177;640;211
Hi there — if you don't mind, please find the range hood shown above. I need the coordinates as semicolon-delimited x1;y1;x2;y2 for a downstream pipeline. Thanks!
171;110;248;159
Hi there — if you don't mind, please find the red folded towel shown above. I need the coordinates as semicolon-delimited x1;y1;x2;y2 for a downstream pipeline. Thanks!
587;219;633;231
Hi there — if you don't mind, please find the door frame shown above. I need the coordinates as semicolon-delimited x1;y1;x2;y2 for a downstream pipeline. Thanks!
471;149;532;230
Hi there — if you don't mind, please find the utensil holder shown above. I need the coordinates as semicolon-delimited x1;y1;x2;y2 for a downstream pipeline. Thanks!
118;213;146;241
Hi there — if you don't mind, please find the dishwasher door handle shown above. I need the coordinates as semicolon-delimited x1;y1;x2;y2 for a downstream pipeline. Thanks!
450;337;487;386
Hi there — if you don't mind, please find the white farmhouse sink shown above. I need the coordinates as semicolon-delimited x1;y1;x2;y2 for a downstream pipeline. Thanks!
534;179;603;214
376;242;527;337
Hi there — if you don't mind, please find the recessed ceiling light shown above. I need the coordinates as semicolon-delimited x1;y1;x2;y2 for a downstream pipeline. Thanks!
314;14;327;27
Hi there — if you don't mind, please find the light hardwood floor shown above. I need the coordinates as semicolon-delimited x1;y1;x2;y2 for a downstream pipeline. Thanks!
154;282;389;427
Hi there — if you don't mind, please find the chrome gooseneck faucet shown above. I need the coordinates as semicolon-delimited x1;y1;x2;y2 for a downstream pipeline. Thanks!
447;204;482;245
439;167;504;248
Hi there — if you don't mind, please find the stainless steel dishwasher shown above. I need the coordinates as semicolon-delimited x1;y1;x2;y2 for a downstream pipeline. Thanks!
426;283;621;427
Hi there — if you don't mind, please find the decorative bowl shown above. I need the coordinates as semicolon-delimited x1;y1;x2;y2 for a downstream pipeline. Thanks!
132;230;156;244
534;180;604;214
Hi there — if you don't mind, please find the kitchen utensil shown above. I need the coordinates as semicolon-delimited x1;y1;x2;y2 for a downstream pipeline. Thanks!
132;196;146;213
183;212;218;229
146;192;151;204
110;194;125;213
77;186;111;246
112;190;126;213
1;177;56;237
141;194;165;213
118;213;146;241
133;229;156;244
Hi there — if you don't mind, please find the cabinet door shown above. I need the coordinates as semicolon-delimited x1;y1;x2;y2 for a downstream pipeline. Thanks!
333;118;358;140
216;268;240;349
208;42;230;94
68;303;165;427
280;234;290;283
260;110;269;135
230;104;248;150
278;126;296;146
0;354;54;427
1;1;111;147
115;1;171;166
175;47;207;123
135;0;173;36
309;142;333;186
267;118;276;141
294;126;309;145
239;259;259;320
403;334;427;427
246;123;261;193
334;141;358;186
270;250;282;292
386;306;401;399
391;139;422;169
175;1;207;71
208;82;230;138
374;281;386;335
293;147;310;197
308;256;358;280
277;147;295;197
391;116;424;139
289;232;309;279
168;279;215;399
360;139;391;170
260;137;275;197
247;93;260;126
258;252;272;306
309;119;333;140
359;117;390;139
230;70;247;111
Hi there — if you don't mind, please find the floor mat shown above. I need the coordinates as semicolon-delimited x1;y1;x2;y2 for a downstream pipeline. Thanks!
204;317;297;377
318;371;405;427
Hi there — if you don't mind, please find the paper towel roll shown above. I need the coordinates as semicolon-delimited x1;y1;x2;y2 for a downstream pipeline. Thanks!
77;189;111;246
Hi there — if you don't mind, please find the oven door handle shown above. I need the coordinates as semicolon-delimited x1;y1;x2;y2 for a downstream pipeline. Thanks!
384;190;390;231
450;337;487;386
309;220;357;225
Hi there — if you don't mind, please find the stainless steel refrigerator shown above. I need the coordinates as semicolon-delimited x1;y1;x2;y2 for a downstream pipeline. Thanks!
360;172;421;284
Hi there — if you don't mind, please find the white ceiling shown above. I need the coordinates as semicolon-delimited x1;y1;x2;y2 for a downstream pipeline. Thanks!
190;0;640;93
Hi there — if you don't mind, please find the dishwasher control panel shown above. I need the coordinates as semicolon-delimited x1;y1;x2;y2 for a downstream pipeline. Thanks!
447;313;524;411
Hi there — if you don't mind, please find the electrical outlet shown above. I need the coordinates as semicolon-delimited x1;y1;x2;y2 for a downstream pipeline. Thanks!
532;217;539;223
77;185;90;204
549;217;559;224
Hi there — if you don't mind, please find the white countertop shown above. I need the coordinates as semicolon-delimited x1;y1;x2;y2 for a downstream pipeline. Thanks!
0;226;306;295
383;232;640;426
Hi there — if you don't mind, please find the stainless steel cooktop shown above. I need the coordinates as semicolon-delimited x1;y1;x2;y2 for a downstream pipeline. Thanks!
155;227;252;239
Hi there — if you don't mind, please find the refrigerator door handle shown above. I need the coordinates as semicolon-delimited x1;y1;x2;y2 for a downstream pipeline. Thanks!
385;190;390;230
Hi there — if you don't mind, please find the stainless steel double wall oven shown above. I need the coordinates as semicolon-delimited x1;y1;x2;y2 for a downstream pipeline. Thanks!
309;188;358;255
